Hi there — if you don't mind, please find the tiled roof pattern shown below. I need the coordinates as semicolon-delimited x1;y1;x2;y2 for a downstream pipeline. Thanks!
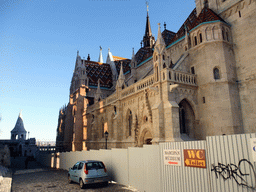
167;8;225;46
82;60;113;88
190;7;225;29
162;29;176;46
135;47;153;65
167;8;197;45
115;59;131;75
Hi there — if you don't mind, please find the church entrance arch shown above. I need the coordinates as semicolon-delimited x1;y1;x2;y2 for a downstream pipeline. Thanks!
179;99;195;140
138;129;153;147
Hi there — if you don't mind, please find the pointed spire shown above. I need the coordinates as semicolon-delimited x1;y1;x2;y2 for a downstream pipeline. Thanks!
155;23;166;47
116;62;126;89
145;1;152;37
131;48;136;68
143;1;154;48
118;62;125;81
96;79;102;94
76;50;82;67
106;47;114;64
98;46;103;63
164;22;166;30
95;79;102;101
11;112;27;140
87;54;90;61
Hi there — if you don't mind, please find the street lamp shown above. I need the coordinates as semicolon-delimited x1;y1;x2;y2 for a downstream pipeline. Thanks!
104;131;109;149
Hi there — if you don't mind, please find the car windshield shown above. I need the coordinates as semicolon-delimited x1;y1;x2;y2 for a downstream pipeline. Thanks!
86;162;105;170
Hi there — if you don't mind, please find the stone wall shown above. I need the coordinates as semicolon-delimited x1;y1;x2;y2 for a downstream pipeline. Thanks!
221;0;256;133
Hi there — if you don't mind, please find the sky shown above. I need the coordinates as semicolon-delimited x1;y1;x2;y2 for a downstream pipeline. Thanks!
0;0;196;142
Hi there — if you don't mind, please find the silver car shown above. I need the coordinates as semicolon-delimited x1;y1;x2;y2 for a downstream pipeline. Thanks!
68;160;109;189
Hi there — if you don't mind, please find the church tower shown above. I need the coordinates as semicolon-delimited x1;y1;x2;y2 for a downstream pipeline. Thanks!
143;2;155;48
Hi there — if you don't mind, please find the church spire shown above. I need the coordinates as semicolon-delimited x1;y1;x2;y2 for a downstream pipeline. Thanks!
98;46;103;63
143;2;155;48
95;79;102;102
155;23;166;48
116;62;125;89
145;1;152;37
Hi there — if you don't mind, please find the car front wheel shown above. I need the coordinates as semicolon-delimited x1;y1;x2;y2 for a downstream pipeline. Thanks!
79;178;85;189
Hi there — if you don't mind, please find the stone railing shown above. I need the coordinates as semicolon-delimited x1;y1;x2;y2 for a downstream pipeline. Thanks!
136;76;155;91
165;69;197;86
120;75;155;99
95;69;196;107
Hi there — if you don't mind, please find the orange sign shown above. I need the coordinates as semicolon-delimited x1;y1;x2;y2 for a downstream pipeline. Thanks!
184;149;206;168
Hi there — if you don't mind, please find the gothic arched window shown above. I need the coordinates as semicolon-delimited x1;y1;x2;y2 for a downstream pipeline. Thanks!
222;29;225;40
213;67;220;80
199;33;203;43
128;110;132;136
194;36;197;46
114;106;117;115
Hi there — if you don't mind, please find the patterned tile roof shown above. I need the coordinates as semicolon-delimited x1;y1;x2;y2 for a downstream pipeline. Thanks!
162;29;176;46
82;60;113;89
167;7;225;46
190;7;225;29
135;47;153;66
115;59;131;75
167;8;197;45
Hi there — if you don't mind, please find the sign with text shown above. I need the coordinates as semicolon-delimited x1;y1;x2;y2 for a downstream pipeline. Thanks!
250;138;256;162
164;149;181;166
184;149;206;168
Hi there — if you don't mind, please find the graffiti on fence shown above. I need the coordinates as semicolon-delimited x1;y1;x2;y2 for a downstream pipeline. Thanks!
211;159;256;189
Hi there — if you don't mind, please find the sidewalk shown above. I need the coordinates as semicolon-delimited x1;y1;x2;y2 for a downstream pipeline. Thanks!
0;165;12;192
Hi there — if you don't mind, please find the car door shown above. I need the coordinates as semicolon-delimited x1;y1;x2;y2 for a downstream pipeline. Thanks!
74;162;84;182
70;162;79;183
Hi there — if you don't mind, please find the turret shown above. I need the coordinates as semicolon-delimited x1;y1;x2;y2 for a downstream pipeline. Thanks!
11;111;27;140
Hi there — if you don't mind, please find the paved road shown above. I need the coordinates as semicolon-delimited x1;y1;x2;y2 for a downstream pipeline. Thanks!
11;157;138;192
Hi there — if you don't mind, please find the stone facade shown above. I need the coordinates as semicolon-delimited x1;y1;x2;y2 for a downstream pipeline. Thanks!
56;0;256;151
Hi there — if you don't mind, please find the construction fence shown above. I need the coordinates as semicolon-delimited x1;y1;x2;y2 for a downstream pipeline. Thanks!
37;133;256;192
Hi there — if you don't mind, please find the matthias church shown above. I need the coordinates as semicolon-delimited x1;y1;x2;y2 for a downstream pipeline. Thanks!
56;0;256;151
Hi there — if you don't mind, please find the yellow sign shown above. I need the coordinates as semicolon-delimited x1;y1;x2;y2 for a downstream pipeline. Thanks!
184;149;206;168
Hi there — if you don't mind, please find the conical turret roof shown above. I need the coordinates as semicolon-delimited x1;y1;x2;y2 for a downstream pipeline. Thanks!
11;112;27;133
